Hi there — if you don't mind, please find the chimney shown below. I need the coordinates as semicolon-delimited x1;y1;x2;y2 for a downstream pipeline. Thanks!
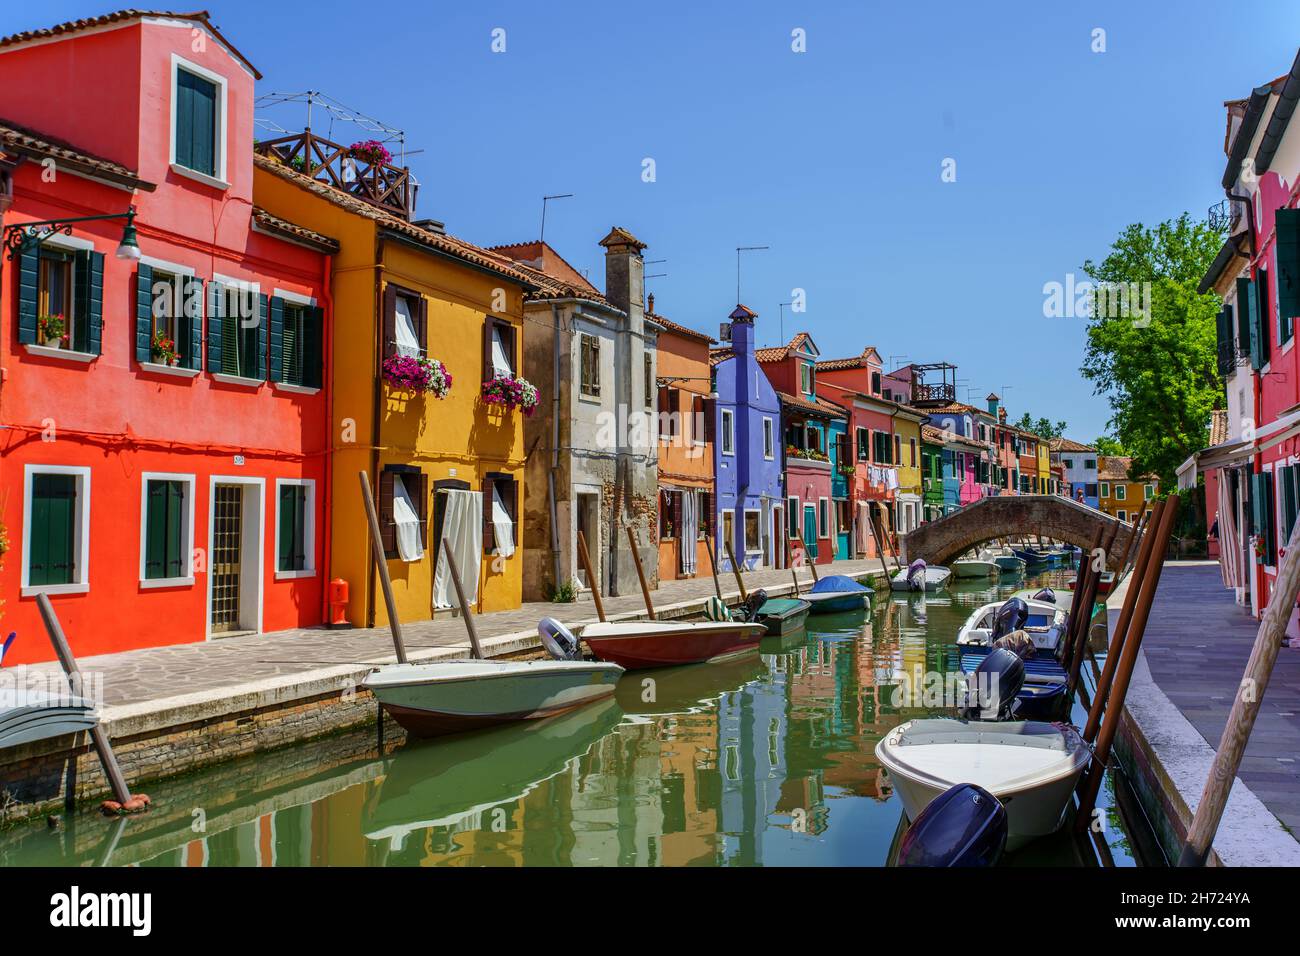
729;304;757;355
599;226;646;319
647;292;655;315
998;406;1007;424
986;392;1000;415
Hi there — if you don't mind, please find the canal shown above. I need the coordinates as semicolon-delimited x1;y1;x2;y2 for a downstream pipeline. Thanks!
0;572;1148;867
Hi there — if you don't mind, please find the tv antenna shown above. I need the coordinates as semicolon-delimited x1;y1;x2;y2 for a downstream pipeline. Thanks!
539;194;574;243
736;245;769;303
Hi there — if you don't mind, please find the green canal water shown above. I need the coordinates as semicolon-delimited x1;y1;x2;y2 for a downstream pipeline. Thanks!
0;572;1144;867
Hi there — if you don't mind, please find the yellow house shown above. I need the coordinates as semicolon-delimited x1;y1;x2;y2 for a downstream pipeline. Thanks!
1037;440;1052;494
252;140;534;625
1098;456;1157;524
890;405;927;532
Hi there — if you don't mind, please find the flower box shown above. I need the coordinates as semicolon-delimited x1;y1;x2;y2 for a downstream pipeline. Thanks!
382;354;452;396
350;139;392;166
481;372;539;415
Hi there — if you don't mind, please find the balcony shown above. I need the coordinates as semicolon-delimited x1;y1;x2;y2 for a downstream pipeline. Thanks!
1208;198;1245;235
255;130;416;220
911;381;956;406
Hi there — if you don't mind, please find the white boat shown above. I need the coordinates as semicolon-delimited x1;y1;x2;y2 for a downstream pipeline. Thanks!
580;619;766;669
890;562;952;592
875;718;1091;849
361;658;624;738
951;549;1000;579
0;688;99;750
956;598;1069;652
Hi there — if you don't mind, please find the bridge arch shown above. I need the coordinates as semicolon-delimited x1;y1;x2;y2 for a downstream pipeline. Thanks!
899;495;1136;568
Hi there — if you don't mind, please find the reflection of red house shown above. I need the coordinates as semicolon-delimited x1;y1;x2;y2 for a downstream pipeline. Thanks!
0;12;335;662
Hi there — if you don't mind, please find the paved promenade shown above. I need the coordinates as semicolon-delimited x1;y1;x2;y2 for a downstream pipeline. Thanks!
20;557;889;717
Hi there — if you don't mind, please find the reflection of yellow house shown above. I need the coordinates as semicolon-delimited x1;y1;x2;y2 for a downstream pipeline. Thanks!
253;148;534;623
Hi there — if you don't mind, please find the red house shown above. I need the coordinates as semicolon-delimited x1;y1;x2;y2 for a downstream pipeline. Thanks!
0;12;337;663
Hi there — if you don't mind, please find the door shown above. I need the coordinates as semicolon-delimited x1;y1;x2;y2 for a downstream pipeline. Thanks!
211;483;244;633
576;492;598;589
772;506;785;568
803;505;819;560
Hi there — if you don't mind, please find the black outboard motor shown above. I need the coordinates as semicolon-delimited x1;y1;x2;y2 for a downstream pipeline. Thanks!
961;647;1025;721
538;617;582;661
896;783;1008;867
989;597;1028;641
1031;587;1056;604
740;589;769;622
905;559;927;590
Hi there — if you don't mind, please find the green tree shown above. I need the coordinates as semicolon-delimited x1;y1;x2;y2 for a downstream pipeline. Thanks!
1011;413;1067;439
1079;213;1224;487
1094;435;1126;456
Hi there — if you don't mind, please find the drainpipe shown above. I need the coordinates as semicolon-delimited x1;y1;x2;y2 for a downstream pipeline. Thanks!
366;233;387;629
319;251;335;624
549;302;563;587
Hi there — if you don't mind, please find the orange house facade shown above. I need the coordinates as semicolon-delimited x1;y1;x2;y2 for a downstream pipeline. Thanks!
0;12;335;663
649;298;716;582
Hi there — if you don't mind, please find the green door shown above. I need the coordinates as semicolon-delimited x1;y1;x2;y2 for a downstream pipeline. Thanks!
803;505;819;560
29;473;76;585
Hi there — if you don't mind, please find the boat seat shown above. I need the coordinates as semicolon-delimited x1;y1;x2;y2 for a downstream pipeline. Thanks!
895;720;1070;751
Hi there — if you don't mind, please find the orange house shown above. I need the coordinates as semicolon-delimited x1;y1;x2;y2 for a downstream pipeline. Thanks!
648;296;716;581
0;12;335;663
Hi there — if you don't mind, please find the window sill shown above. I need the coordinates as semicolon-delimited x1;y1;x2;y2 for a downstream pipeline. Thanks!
140;362;201;378
275;568;317;581
22;582;89;597
170;163;230;191
212;373;264;389
578;392;603;405
273;382;321;396
24;344;96;363
140;576;195;590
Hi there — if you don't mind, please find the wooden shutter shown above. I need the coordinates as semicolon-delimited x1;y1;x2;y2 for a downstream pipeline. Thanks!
482;476;496;551
278;484;295;572
135;263;153;363
378;470;397;557
182;276;202;368
482;319;494;384
1266;469;1278;558
305;305;324;389
16;239;39;344
1235;276;1252;357
382;284;398;360
1260;269;1273;365
269;296;285;382
1279;208;1300;342
256;293;268;379
30;473;75;586
671;490;684;542
501;474;517;543
71;249;105;355
176;68;216;176
416;295;429;355
1215;307;1232;376
208;283;223;371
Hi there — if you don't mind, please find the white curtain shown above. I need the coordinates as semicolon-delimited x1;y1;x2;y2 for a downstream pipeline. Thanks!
681;491;698;574
391;476;424;563
394;296;421;357
1217;471;1240;591
855;502;871;554
491;484;516;557
433;490;483;609
490;326;512;377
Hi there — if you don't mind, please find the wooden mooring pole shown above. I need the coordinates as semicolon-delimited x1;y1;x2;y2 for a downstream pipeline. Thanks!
1178;504;1300;865
627;525;656;619
724;541;748;602
440;538;484;659
1066;525;1116;695
703;532;724;600
576;530;606;622
358;471;408;664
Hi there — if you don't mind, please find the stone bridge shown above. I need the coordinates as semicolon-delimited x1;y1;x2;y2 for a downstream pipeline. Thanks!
900;495;1138;568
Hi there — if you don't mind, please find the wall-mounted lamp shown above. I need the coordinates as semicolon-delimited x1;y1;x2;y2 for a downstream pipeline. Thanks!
3;206;140;262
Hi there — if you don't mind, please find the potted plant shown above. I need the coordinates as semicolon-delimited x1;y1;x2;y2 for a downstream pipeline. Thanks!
349;139;392;166
381;354;452;396
37;313;66;348
481;372;540;416
151;329;178;366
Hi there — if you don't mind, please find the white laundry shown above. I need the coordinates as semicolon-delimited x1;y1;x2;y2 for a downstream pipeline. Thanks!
681;491;698;574
433;489;483;609
491;484;516;557
391;476;425;562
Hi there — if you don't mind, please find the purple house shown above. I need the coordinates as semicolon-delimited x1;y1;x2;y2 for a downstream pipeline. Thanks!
710;305;786;571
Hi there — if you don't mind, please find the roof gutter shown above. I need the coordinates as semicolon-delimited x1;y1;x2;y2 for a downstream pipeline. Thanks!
1257;50;1300;174
378;227;540;292
1222;85;1273;188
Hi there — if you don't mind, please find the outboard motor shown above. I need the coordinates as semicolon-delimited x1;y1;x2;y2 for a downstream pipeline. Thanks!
1031;587;1056;604
538;617;582;661
740;589;769;623
961;647;1025;721
905;559;928;590
989;597;1028;641
896;783;1008;867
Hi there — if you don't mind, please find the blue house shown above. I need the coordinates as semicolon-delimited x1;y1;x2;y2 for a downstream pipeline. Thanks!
828;412;851;559
711;305;785;571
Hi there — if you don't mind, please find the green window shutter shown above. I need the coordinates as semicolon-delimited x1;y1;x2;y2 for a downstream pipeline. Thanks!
135;264;153;364
1283;465;1298;543
1259;269;1272;365
30;474;75;586
1277;208;1300;342
167;481;184;578
16;238;39;344
208;283;223;371
82;250;104;355
1266;469;1278;558
1236;276;1252;357
268;296;285;383
176;68;217;177
144;480;185;580
256;293;268;379
1215;307;1231;377
184;277;203;369
304;305;323;389
1248;278;1263;370
278;485;307;571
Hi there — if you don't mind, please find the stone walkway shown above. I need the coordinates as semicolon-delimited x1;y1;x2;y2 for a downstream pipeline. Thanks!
1140;563;1300;834
20;557;890;714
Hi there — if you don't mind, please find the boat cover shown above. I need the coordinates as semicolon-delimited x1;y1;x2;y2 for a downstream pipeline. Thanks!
809;574;872;594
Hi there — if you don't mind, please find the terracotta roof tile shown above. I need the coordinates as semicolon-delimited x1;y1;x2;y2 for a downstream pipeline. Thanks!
708;347;735;366
254;153;536;288
251;207;339;253
0;117;154;191
1210;408;1229;446
648;312;715;344
775;390;846;419
1049;436;1096;453
1098;456;1156;481
488;239;602;299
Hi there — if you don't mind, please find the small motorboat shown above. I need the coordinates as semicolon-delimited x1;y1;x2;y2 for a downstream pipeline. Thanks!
952;645;1070;720
951;550;1000;579
956;596;1068;653
992;552;1026;575
1011;547;1049;568
804;574;874;614
890;559;952;592
581;619;766;669
0;688;99;750
361;619;624;738
754;597;812;634
895;783;1007;867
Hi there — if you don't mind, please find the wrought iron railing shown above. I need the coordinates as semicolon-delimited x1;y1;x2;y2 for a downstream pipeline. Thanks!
255;129;415;220
1208;198;1245;233
911;382;956;405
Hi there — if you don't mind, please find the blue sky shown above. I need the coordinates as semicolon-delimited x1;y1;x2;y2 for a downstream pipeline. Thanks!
13;1;1300;439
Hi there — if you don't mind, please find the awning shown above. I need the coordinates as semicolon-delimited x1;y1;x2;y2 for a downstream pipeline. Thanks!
1176;402;1300;489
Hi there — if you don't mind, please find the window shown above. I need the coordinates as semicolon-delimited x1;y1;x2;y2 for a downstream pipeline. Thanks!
141;473;195;586
1115;484;1127;501
171;55;226;184
383;285;425;360
211;281;266;380
857;426;870;460
818;498;829;538
1064;458;1074;469
644;354;654;408
763;417;774;459
580;333;601;397
697;492;711;540
1100;482;1111;498
1117;510;1127;523
894;433;901;464
806;426;822;453
722;510;735;557
1144;484;1155;500
1085;483;1098;498
1085;459;1097;470
485;318;517;379
273;296;324;388
16;237;105;356
692;394;706;446
483;473;518;557
659;387;680;440
378;467;427;560
138;263;203;370
22;465;90;595
909;438;917;467
800;362;812;394
276;479;316;577
787;497;800;537
721;408;735;454
659;490;677;539
871;370;881;395
744;510;762;554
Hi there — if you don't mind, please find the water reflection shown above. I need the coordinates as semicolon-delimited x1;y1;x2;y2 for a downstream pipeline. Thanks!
0;572;1135;867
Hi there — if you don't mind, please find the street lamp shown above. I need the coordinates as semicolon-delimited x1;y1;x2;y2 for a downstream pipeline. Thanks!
3;206;141;261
